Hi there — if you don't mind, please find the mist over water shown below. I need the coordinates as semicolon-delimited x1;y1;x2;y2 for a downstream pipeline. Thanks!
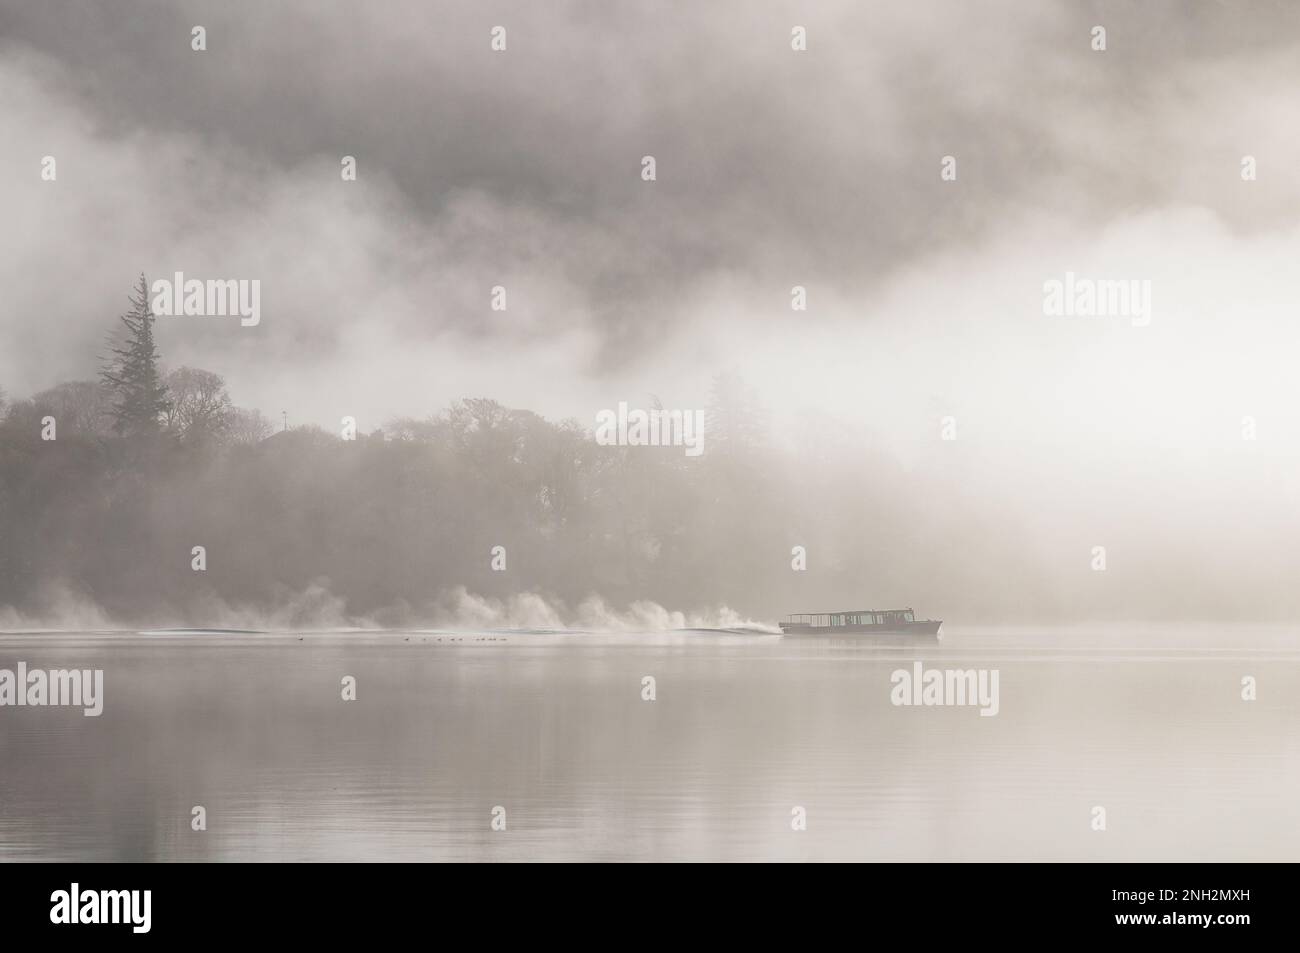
0;583;773;635
4;0;1300;869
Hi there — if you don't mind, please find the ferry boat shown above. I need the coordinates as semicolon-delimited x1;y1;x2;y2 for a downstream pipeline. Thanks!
779;608;941;637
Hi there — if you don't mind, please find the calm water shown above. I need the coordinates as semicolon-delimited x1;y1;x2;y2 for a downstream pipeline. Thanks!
1;626;1298;862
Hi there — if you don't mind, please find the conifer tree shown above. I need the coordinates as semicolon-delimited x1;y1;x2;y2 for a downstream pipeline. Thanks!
101;274;171;435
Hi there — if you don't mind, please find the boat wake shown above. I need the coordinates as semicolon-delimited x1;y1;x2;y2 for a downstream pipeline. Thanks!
675;625;782;637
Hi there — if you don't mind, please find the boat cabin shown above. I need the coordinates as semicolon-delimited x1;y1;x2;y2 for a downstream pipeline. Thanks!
786;609;917;628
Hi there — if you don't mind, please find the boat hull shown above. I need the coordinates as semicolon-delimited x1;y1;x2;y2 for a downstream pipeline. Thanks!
779;620;941;637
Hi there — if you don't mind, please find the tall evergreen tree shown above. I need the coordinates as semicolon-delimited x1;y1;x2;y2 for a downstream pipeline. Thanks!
101;274;171;435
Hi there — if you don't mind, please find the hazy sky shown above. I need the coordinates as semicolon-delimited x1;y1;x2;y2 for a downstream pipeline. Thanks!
4;0;1300;469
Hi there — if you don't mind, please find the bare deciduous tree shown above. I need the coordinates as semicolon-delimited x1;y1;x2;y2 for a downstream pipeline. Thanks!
226;406;273;446
164;367;233;443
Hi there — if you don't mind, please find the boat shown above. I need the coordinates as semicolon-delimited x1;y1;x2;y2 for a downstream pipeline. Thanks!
779;608;941;637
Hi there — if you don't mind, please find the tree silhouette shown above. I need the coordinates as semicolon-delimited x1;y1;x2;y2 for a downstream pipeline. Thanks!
101;274;171;436
165;366;233;443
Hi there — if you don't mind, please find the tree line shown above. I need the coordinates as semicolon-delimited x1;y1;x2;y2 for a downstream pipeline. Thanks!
5;276;910;626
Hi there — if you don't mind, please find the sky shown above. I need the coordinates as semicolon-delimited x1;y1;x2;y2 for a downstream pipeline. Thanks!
4;0;1300;602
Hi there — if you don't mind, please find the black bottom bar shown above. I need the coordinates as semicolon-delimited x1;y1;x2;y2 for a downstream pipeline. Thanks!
0;862;1278;942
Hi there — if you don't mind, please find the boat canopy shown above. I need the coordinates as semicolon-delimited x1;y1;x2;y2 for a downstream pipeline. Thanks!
787;609;917;626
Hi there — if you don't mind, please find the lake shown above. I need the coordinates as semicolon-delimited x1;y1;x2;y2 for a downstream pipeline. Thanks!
1;626;1297;861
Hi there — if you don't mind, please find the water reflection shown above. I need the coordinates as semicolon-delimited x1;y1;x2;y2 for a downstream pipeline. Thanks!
1;627;1297;861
